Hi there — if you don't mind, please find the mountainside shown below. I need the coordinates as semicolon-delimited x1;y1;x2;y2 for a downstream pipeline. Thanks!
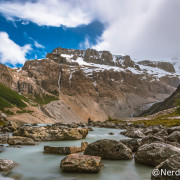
140;84;180;116
0;47;180;123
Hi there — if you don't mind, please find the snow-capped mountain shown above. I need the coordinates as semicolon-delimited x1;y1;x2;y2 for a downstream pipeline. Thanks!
0;47;179;122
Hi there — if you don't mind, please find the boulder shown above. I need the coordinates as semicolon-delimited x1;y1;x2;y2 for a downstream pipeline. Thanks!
166;131;180;143
0;134;10;144
167;126;180;134
140;136;164;146
109;132;114;135
13;126;88;141
44;146;82;154
135;142;180;166
81;141;88;151
60;154;102;173
0;159;16;171
84;139;132;160
7;136;36;145
44;141;89;154
151;154;180;180
120;139;140;152
121;129;145;138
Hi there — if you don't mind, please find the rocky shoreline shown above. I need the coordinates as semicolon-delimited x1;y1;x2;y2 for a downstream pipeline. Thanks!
0;120;180;179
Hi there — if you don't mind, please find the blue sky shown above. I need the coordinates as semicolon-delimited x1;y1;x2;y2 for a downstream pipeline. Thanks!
0;14;104;67
0;0;180;67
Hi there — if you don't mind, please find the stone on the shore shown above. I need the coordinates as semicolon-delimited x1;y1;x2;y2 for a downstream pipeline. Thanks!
135;142;180;166
0;159;16;171
167;126;180;134
60;154;102;173
166;131;180;143
84;139;132;160
120;139;140;152
151;154;180;180
140;136;164;146
7;136;36;145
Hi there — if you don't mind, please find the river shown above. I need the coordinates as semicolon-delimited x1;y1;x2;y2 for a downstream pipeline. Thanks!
0;127;153;180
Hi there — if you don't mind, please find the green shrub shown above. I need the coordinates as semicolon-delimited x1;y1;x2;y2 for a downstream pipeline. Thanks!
0;83;28;109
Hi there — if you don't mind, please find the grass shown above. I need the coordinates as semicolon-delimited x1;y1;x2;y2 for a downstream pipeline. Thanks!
33;94;59;105
0;83;28;110
107;111;180;127
16;110;34;114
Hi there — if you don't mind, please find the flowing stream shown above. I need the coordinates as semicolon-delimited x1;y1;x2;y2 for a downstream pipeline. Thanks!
0;127;153;180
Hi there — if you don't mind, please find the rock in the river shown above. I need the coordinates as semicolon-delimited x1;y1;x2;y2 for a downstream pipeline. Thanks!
120;139;140;152
0;134;10;144
84;139;132;160
0;159;16;171
13;126;88;141
60;154;102;173
151;154;180;180
81;141;88;151
109;132;114;135
7;136;36;145
166;131;180;143
44;141;89;154
121;128;145;138
135;142;180;166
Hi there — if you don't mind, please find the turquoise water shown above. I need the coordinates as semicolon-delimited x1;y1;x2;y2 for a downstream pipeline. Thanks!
0;128;153;180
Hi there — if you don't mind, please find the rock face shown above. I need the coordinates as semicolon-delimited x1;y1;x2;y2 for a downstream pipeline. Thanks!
135;142;180;166
84;139;132;160
7;136;36;145
138;60;175;73
120;139;140;152
44;141;88;154
13;126;88;141
60;154;102;173
151;154;180;180
1;47;179;123
140;84;180;116
0;159;16;171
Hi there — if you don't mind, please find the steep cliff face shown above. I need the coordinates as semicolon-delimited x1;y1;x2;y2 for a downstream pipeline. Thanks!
140;84;180;116
0;47;179;123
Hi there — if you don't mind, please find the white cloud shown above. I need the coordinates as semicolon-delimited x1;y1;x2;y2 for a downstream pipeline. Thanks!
0;0;92;27
79;36;91;49
29;37;45;49
0;32;32;65
0;0;180;60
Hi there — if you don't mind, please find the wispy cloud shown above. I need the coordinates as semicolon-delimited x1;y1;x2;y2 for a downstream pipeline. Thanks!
0;0;92;27
29;37;45;49
79;36;91;49
0;32;32;65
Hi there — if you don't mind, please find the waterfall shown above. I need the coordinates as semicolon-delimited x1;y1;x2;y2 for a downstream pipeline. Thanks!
58;71;62;92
